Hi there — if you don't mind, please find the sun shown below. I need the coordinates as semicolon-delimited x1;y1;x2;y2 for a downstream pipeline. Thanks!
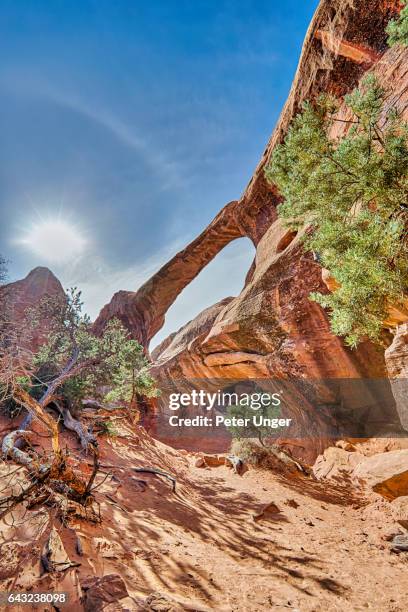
18;219;87;264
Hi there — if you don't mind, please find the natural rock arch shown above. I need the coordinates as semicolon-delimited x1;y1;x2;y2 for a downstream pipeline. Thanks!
93;197;277;348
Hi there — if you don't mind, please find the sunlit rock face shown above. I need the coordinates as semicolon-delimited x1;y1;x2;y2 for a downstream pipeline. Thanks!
153;219;387;382
94;1;407;460
0;267;65;353
151;220;392;461
385;325;408;431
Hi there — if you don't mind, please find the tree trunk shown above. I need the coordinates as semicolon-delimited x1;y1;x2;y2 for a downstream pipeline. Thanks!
53;402;97;451
12;387;60;455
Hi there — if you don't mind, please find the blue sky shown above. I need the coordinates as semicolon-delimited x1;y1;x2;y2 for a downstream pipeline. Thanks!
0;0;319;345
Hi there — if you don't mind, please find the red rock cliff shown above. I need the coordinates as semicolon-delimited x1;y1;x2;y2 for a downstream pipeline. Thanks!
0;267;65;352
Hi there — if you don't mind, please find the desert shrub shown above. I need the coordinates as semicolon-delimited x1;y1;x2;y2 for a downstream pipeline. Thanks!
226;392;282;447
230;438;299;472
265;75;408;347
230;439;270;466
387;1;408;46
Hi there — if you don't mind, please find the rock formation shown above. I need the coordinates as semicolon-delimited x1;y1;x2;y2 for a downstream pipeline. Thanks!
2;4;408;606
93;0;407;460
385;324;408;430
0;267;65;352
93;198;277;346
95;1;403;352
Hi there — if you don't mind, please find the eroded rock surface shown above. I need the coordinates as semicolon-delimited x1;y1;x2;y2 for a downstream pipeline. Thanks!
91;1;407;461
0;267;65;352
353;450;408;500
385;324;408;430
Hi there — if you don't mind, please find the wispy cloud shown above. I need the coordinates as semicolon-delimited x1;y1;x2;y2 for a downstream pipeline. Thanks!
52;237;186;320
0;73;185;192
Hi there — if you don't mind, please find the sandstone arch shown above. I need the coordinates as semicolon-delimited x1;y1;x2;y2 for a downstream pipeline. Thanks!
93;198;276;347
94;0;402;354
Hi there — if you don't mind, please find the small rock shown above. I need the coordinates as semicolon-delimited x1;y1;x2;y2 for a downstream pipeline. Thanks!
194;457;205;468
41;527;72;573
382;527;403;542
391;534;408;553
144;591;182;611
81;574;129;611
285;499;299;509
252;502;281;522
336;440;357;452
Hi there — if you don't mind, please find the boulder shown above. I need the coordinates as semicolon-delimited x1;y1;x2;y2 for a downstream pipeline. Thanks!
391;495;408;528
194;457;205;468
352;450;408;499
313;447;364;481
202;455;226;467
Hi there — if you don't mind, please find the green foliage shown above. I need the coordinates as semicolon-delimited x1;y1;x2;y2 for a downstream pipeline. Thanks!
226;392;281;446
230;439;281;469
104;340;160;406
31;288;158;409
265;75;408;347
230;439;266;465
387;1;408;46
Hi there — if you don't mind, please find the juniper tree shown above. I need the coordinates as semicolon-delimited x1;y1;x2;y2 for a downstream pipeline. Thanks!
387;1;408;47
265;75;408;347
105;339;159;415
1;287;158;453
29;288;158;418
226;399;281;447
0;283;159;518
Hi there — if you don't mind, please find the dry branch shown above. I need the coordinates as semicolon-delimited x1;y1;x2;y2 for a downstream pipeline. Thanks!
2;430;36;467
133;467;176;492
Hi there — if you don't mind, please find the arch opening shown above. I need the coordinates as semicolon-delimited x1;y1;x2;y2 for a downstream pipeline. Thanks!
151;237;255;349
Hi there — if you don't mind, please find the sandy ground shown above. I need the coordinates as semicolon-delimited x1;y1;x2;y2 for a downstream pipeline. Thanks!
1;422;408;611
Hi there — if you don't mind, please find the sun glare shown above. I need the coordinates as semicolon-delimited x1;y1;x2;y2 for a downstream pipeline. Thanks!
18;219;87;264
